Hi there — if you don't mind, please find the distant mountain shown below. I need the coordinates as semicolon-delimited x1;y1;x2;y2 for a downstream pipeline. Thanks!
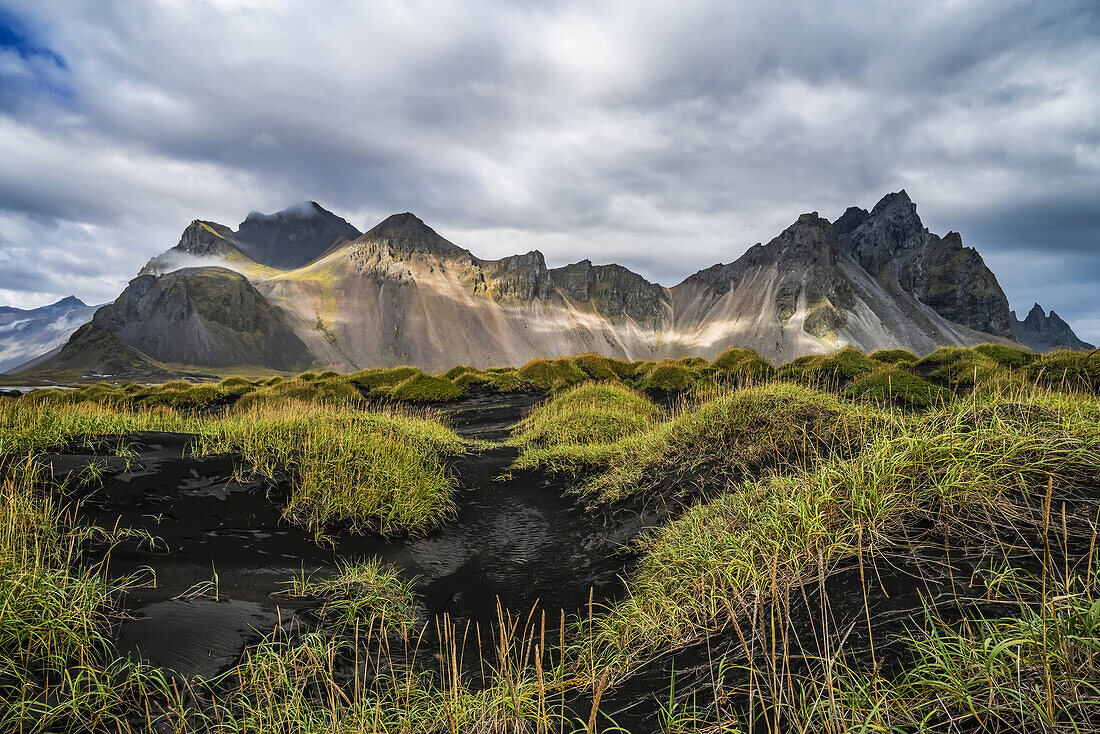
21;194;1093;378
1012;303;1094;352
0;296;97;374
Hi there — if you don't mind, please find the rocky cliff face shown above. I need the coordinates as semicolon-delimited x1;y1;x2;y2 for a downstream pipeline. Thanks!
667;208;999;364
1012;304;1095;352
837;191;1015;338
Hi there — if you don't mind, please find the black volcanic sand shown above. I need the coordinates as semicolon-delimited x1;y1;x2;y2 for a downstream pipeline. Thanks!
36;392;651;681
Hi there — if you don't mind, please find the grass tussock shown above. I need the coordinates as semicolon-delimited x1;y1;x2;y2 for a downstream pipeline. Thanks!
520;383;887;503
589;388;1100;673
870;347;919;365
0;459;168;731
194;401;465;536
511;382;659;451
517;357;589;391
386;372;461;402
712;347;776;380
844;365;951;409
284;558;416;637
637;359;700;391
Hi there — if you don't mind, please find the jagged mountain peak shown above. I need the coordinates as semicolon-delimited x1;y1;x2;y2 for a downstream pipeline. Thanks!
834;206;869;236
1013;302;1094;352
240;200;328;223
361;213;470;259
868;189;913;217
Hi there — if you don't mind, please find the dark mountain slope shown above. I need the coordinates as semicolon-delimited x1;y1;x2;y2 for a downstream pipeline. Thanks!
234;201;361;269
836;190;1015;338
40;267;312;377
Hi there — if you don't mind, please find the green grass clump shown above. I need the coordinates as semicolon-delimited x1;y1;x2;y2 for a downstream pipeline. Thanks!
194;402;465;536
234;376;361;410
813;346;879;381
386;373;461;403
823;567;1100;731
0;460;169;730
636;359;698;391
568;383;884;503
571;353;634;381
917;346;1004;389
443;364;477;381
346;366;422;395
844;366;951;409
591;389;1100;670
711;347;775;380
285;559;415;637
512;382;659;452
517;358;588;391
484;369;534;393
0;399;465;537
973;342;1038;368
870;348;919;365
1029;348;1100;392
0;402;191;455
775;353;824;381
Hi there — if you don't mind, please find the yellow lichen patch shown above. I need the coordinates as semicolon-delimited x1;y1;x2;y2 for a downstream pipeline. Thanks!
199;222;225;239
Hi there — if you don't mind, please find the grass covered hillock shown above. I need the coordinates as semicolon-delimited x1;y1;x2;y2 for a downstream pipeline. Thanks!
514;382;890;503
0;399;464;537
517;357;589;391
636;359;700;391
511;382;659;449
844;365;951;408
589;386;1100;681
711;347;775;380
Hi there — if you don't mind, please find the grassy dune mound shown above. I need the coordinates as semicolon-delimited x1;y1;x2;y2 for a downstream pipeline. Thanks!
235;375;362;409
592;389;1100;674
0;399;464;537
387;373;461;402
517;383;888;503
711;347;775;380
844;365;951;408
870;347;919;365
517;357;588;391
511;382;659;450
1029;348;1100;392
636;359;699;391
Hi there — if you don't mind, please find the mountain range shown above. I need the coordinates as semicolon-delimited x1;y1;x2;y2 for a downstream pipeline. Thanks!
0;296;99;374
4;191;1093;379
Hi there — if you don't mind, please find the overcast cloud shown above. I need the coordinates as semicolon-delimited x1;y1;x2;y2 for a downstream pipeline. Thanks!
1;0;1097;340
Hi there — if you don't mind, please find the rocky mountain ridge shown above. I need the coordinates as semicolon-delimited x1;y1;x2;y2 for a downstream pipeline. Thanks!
14;193;1094;378
1012;303;1094;352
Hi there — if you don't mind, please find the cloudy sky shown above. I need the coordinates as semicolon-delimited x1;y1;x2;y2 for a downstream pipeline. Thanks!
1;0;1098;341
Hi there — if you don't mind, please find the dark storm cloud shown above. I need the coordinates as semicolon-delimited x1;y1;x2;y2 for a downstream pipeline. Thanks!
0;0;1097;341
